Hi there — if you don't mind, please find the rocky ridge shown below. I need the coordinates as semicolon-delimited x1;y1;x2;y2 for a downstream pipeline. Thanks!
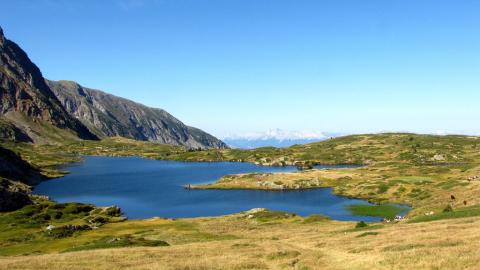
47;80;227;149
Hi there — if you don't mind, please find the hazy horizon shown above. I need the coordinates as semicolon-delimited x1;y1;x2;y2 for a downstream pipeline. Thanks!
1;0;479;138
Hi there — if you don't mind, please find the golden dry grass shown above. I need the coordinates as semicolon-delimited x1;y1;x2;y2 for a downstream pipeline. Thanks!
3;133;480;269
1;213;480;270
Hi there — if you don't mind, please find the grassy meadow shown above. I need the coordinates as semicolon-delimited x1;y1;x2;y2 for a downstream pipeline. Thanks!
1;209;480;269
1;133;480;269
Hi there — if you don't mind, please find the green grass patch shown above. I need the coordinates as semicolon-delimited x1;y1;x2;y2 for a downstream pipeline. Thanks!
249;210;297;222
64;235;169;252
437;180;470;190
390;176;433;184
409;204;480;223
303;214;331;223
377;184;390;193
348;204;410;219
0;199;127;255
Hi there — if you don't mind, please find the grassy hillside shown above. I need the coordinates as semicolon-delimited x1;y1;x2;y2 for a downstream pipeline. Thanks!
1;209;480;269
2;133;480;214
4;132;480;169
1;133;480;269
190;134;480;218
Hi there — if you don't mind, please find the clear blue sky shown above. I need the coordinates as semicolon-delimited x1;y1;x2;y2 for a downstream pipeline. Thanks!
1;0;479;137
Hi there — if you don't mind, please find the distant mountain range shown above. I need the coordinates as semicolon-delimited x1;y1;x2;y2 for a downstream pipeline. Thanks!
0;26;226;149
223;129;341;148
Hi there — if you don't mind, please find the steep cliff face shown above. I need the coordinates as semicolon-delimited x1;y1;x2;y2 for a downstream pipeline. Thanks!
0;146;45;185
47;80;227;149
0;26;97;142
0;146;43;212
0;178;31;212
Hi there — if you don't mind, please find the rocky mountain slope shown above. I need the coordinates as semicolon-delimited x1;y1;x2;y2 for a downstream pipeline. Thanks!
0;27;97;143
0;26;225;149
47;80;227;149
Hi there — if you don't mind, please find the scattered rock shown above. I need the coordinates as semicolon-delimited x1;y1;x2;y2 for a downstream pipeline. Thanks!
295;162;313;170
46;224;92;238
244;208;267;215
432;154;445;161
107;237;122;244
467;175;479;181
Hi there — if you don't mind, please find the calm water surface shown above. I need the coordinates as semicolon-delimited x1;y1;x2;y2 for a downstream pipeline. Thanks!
35;156;381;221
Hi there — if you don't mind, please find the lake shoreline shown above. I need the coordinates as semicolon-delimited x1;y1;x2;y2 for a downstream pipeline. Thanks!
42;154;412;220
34;156;388;221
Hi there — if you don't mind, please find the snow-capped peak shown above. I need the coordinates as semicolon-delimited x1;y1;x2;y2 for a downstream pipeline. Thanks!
223;129;328;142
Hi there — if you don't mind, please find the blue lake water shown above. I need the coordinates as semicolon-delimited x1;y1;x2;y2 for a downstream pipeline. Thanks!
34;156;382;221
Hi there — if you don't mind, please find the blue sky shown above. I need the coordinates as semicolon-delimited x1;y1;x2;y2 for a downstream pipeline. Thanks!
1;0;479;137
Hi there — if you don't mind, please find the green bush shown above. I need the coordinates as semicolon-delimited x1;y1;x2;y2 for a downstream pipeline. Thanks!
62;203;94;215
355;221;368;228
377;184;390;193
443;204;454;213
303;214;330;223
46;224;91;239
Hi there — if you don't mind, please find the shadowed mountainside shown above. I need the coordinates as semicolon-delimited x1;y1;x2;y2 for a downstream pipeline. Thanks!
0;146;46;212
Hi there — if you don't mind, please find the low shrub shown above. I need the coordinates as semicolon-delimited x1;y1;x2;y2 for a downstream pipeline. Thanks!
303;214;330;223
355;221;368;228
443;204;454;213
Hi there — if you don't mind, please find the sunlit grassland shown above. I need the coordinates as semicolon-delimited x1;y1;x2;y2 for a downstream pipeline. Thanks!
2;133;480;269
1;209;480;269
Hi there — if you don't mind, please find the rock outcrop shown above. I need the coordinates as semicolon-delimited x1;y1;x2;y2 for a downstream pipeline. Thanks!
0;146;44;185
0;178;31;212
0;146;39;212
47;80;227;149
